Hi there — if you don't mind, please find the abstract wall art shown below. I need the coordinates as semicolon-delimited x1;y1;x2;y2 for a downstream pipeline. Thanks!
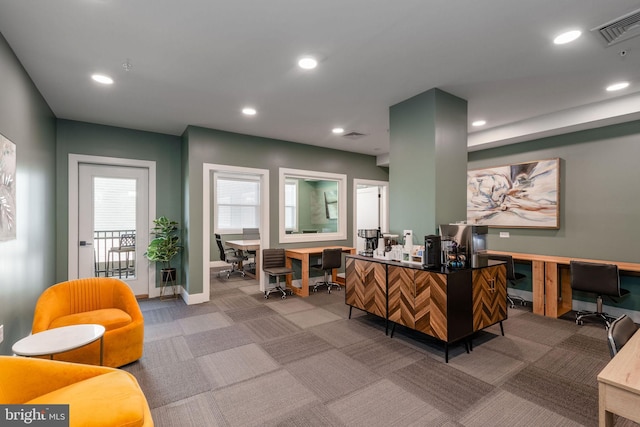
467;158;560;229
0;133;16;241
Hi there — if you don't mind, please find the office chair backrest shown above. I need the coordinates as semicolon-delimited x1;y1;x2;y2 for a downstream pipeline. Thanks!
487;254;516;281
607;314;637;358
570;261;621;297
242;228;260;240
214;234;227;262
321;248;342;270
119;234;135;248
262;248;286;270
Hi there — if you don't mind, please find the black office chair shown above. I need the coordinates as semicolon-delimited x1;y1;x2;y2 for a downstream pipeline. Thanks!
262;248;293;299
242;228;260;273
607;314;637;358
487;254;527;308
312;248;343;294
570;260;630;328
215;233;246;279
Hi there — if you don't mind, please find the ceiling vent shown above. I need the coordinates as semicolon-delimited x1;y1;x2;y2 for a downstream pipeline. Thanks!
342;131;366;140
592;8;640;46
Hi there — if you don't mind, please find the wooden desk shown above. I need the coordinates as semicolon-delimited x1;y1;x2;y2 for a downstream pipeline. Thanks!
487;250;640;318
285;246;356;297
598;328;640;426
225;239;260;280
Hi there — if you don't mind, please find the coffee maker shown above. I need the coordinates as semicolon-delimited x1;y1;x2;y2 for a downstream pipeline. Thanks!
422;235;442;269
439;224;488;268
357;229;380;257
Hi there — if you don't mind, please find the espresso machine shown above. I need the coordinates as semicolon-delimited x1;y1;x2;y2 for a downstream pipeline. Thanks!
357;229;380;257
439;224;488;268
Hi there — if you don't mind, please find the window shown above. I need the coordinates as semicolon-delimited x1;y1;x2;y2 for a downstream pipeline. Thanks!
94;177;136;231
284;179;298;231
279;168;347;243
214;172;260;233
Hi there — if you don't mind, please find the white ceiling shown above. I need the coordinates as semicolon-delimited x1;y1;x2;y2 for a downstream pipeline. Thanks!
1;0;640;159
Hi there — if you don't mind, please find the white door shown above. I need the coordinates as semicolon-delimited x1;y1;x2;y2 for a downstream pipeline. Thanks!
356;185;382;253
77;164;149;296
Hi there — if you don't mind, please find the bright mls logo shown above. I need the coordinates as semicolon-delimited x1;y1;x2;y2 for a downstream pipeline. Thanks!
1;405;69;426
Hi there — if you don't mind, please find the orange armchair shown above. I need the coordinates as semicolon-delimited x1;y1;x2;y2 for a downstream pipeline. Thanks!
0;356;153;426
32;277;144;367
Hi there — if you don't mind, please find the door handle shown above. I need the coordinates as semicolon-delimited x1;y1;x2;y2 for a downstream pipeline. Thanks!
79;241;92;246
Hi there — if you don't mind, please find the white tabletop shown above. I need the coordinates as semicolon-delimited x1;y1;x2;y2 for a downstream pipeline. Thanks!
12;324;106;357
226;239;260;249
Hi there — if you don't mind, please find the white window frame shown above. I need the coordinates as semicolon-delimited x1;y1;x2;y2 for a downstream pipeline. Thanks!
284;179;298;232
278;167;347;243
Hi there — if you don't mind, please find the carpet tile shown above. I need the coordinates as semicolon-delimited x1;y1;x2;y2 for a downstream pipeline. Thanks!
328;378;446;426
184;324;253;357
196;343;279;389
286;349;381;403
261;331;334;365
213;369;318;427
389;357;496;416
123;270;628;426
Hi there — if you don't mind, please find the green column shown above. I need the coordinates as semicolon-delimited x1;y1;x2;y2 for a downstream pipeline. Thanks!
389;88;468;242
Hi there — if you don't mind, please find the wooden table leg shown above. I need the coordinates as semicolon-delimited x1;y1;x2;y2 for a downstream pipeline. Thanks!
300;254;310;297
599;383;614;427
545;262;559;317
532;260;546;316
285;252;309;297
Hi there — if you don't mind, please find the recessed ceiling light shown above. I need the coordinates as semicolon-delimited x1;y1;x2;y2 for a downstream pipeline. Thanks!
472;120;487;127
298;57;318;70
242;107;257;116
606;81;630;92
332;127;344;134
553;30;582;45
91;74;113;85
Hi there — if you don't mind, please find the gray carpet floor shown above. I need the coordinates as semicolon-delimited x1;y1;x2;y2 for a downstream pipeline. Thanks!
122;270;640;427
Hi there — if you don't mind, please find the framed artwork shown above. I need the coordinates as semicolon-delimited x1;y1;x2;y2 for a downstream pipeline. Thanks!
467;158;560;229
0;133;17;241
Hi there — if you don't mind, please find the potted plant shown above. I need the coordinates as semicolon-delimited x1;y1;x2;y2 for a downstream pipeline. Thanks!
145;216;182;299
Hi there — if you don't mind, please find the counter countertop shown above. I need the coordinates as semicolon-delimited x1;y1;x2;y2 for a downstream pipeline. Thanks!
346;253;505;274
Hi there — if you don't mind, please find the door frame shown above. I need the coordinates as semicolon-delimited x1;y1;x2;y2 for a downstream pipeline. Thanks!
353;179;389;248
203;163;269;300
68;154;157;295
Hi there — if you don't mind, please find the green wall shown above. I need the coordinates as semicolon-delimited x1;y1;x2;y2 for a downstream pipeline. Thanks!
469;121;640;311
55;120;183;286
389;89;467;243
297;179;338;233
185;126;389;295
0;33;57;355
468;120;640;262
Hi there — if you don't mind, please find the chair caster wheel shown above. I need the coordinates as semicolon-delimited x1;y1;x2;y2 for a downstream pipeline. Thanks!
264;295;269;299
313;289;317;293
576;319;583;325
281;295;286;300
